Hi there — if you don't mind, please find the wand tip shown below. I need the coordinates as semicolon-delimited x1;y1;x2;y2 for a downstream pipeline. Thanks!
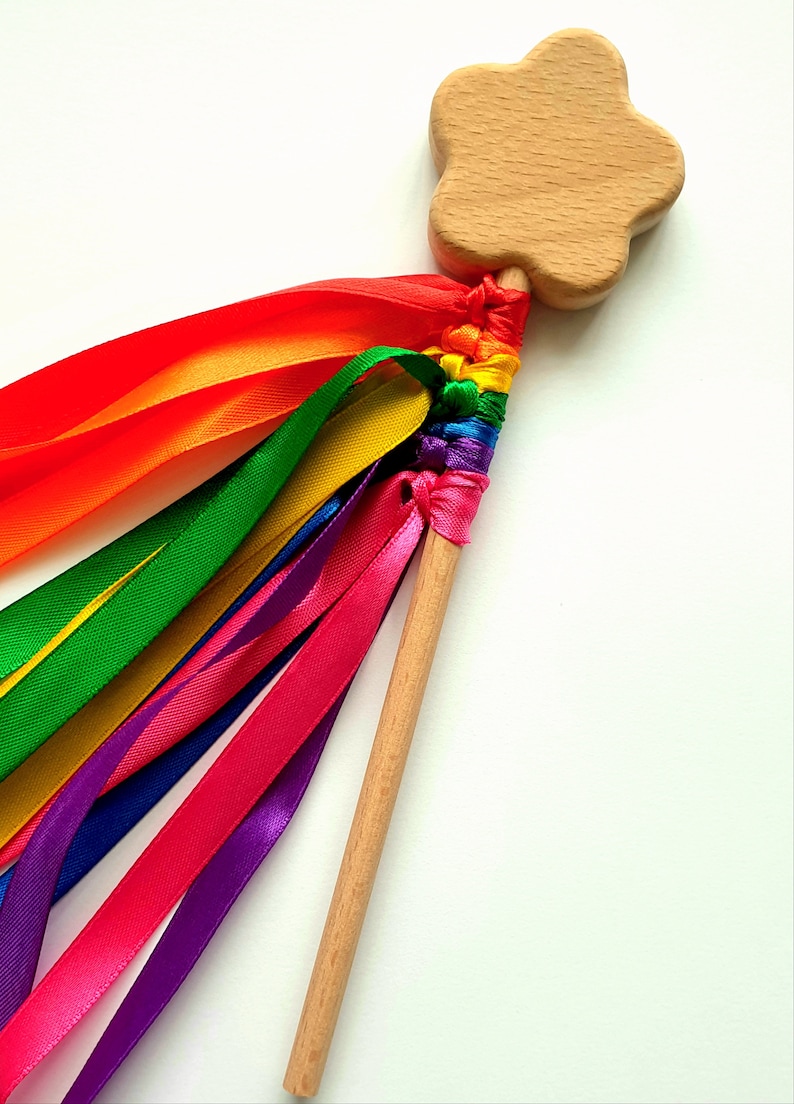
428;28;684;309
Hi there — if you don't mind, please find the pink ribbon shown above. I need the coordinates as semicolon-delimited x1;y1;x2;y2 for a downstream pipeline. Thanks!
0;465;488;1100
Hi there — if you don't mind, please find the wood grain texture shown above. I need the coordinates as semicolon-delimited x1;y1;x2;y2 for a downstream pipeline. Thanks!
283;529;462;1098
429;28;684;309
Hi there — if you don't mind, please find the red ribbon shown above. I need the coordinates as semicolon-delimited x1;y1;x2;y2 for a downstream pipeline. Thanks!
0;275;483;566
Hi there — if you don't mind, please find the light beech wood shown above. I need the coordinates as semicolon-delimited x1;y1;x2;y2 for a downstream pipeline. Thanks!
283;528;462;1098
494;264;532;294
429;28;684;309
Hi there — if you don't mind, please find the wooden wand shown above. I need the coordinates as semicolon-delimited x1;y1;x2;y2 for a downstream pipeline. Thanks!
284;27;684;1098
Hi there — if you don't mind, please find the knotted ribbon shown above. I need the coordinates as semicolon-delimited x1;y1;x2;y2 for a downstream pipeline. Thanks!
0;275;494;566
0;360;433;852
0;466;488;1100
0;272;530;1102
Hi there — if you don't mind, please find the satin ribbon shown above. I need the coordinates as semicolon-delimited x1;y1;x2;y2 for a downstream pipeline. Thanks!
0;447;490;888
62;688;349;1104
0;274;530;1101
0;366;402;685
0;278;526;820
0;490;423;1099
0;364;434;850
0;466;487;1100
0;274;488;565
63;470;494;1104
0;548;163;699
0;467;375;1029
0;490;346;871
0;632;308;909
0;440;490;875
1;464;409;868
0;346;441;784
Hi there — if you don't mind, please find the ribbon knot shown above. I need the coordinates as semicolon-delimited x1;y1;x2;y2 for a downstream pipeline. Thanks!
414;431;494;477
429;378;480;422
420;277;526;400
440;322;522;366
414;434;447;473
464;273;530;348
465;280;489;329
433;275;527;394
403;468;490;546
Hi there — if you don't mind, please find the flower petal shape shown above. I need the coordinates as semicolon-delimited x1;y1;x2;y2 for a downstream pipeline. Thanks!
429;29;685;309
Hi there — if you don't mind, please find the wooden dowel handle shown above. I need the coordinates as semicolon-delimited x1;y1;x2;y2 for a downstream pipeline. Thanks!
495;264;532;293
283;529;462;1097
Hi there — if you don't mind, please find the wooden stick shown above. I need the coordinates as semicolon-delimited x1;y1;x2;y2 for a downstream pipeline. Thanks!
283;528;461;1097
283;267;530;1098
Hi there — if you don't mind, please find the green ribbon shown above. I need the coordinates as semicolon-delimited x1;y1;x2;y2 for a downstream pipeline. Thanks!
0;346;443;781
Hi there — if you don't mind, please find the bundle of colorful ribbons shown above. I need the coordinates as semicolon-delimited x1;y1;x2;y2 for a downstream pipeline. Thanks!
0;273;528;1101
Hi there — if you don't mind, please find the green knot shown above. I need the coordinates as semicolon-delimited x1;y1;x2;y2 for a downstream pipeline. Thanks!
475;391;508;428
428;378;479;422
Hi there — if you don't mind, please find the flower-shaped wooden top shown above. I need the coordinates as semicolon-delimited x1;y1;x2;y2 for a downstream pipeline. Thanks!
429;29;684;309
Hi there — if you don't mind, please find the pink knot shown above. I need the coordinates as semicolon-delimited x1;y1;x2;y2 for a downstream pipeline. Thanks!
403;469;490;546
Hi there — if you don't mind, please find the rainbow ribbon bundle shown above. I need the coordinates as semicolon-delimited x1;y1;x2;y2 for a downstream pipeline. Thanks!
0;273;528;1101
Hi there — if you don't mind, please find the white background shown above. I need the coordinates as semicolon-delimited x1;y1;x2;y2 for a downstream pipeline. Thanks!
0;2;791;1102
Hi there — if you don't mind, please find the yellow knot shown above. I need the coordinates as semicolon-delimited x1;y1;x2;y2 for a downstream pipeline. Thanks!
459;352;521;395
422;319;522;397
420;345;467;381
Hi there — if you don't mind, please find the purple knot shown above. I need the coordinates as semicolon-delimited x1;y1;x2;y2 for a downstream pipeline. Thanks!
414;432;494;476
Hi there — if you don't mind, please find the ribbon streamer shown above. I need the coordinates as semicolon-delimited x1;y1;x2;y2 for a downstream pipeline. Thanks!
0;361;433;850
0;491;347;872
0;274;529;1101
0;275;478;565
0;467;375;1027
62;688;350;1104
0;346;440;783
0;483;424;1098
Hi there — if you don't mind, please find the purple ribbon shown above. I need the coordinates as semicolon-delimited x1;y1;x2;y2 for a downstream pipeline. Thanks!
62;689;347;1104
0;472;371;1029
2;432;496;1096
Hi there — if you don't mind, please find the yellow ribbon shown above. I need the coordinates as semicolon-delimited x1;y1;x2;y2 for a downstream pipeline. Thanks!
0;370;430;849
0;549;164;700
